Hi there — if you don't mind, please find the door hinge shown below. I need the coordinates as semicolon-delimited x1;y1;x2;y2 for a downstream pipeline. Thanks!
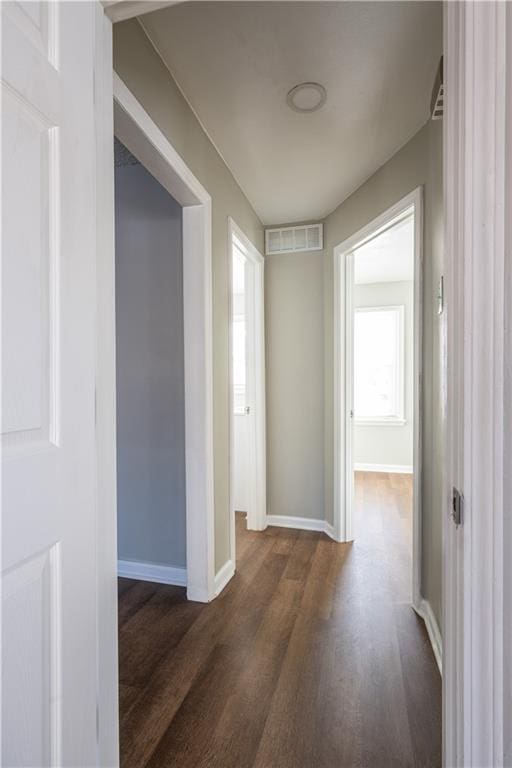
452;486;463;526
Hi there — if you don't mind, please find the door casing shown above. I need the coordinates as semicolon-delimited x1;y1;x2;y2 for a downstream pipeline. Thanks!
333;188;424;619
95;50;216;763
443;2;512;766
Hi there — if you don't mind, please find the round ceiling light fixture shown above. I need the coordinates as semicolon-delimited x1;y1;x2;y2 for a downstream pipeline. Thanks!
286;82;327;113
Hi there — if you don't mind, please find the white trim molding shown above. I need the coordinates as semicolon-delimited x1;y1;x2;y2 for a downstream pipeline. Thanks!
266;515;338;541
214;559;235;597
118;560;187;587
416;599;442;675
444;3;511;766
103;1;177;23
354;419;407;427
354;463;413;475
333;187;423;612
94;7;119;766
111;72;216;605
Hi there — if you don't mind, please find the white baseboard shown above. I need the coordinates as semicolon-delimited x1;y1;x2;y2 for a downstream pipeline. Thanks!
324;521;337;540
416;598;442;675
214;558;235;596
186;585;210;603
117;559;187;587
266;515;339;542
354;462;413;474
266;514;325;533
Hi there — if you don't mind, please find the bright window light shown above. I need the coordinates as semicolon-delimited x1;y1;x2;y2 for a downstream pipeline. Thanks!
354;305;405;423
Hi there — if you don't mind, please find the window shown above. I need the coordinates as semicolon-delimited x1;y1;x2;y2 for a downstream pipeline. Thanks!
232;242;246;414
354;305;405;424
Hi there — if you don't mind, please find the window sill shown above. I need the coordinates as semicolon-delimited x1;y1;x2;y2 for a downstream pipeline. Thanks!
354;418;406;427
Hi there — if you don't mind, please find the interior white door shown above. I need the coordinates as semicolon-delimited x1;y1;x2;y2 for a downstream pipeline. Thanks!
232;242;256;523
1;2;98;765
444;3;512;765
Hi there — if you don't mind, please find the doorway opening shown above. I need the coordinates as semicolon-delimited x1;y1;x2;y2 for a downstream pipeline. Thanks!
111;74;216;603
114;136;187;589
333;188;424;614
228;218;266;567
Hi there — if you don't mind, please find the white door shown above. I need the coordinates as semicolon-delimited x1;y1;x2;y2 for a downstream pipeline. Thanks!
444;3;512;765
1;2;98;765
232;243;255;516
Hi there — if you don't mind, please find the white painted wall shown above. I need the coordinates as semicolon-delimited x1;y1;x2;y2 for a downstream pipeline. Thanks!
115;154;186;569
353;281;414;469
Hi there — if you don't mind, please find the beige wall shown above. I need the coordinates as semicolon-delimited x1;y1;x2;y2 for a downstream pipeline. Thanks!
113;20;264;572
265;248;325;520
324;119;444;627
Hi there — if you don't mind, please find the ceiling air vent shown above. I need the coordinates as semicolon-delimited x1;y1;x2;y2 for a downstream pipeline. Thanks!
265;223;323;256
431;56;444;120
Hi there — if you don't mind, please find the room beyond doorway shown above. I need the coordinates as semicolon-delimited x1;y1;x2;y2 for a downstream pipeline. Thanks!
333;188;425;623
114;138;187;584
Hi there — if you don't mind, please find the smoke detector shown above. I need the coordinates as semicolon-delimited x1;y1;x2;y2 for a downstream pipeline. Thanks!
286;82;327;114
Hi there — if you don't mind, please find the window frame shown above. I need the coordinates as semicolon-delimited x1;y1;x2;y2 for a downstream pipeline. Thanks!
353;304;406;426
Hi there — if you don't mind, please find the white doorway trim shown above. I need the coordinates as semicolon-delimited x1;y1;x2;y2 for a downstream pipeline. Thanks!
443;2;512;766
333;187;423;611
105;73;216;605
228;217;266;567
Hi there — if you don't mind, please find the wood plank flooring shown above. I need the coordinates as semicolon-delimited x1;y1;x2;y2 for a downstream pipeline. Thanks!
118;471;441;767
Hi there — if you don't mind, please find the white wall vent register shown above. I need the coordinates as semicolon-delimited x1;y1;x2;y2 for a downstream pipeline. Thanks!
265;223;323;255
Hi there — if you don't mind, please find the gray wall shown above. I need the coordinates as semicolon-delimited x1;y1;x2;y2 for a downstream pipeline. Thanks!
115;158;186;569
114;20;264;572
354;281;414;469
265;249;325;520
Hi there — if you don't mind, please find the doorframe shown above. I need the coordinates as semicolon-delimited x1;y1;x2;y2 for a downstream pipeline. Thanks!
95;64;217;760
444;2;511;766
333;188;423;611
94;8;119;766
227;217;266;567
111;72;216;603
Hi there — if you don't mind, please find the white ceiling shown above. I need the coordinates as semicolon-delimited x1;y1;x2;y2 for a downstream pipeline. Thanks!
354;214;414;285
141;2;442;225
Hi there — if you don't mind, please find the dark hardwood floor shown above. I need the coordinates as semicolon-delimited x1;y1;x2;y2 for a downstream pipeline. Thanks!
118;471;441;768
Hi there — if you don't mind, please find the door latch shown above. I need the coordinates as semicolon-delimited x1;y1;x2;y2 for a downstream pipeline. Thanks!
452;487;463;526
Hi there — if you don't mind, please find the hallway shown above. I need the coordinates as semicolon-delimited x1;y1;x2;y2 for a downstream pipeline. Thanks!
118;472;441;768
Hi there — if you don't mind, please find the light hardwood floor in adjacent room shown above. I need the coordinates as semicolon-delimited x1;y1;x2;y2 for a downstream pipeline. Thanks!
118;471;441;768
